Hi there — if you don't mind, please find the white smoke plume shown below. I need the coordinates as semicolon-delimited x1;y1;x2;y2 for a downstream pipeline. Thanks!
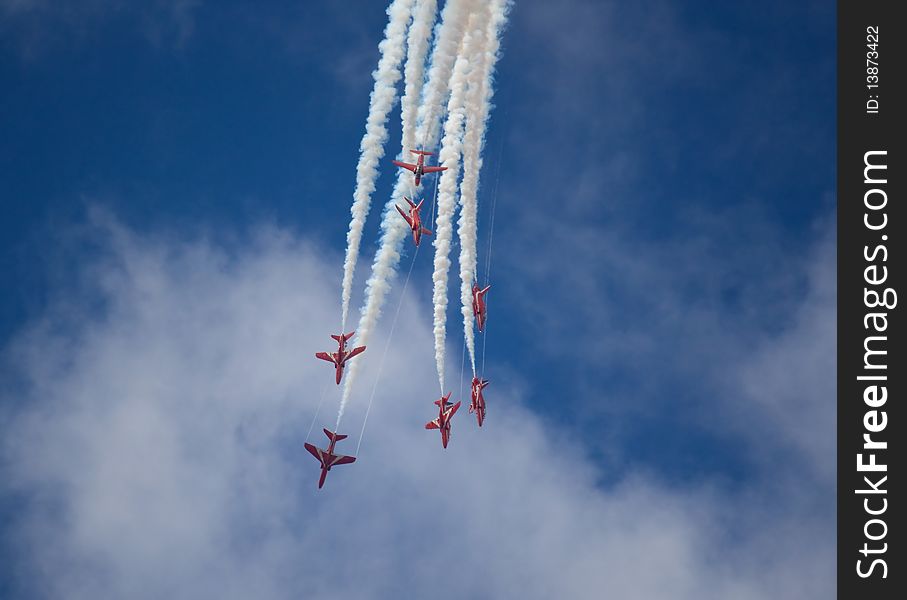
340;0;414;332
430;27;473;394
414;0;476;151
400;0;437;154
457;0;510;376
338;0;474;423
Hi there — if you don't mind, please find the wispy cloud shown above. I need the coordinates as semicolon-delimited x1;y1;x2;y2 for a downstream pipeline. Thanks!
1;213;833;598
733;225;836;482
1;0;202;58
479;0;834;488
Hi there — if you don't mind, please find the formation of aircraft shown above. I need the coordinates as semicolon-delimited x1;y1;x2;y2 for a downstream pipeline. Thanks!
304;428;357;488
315;332;366;384
469;377;490;427
392;149;447;186
472;283;491;332
396;196;432;246
425;392;462;448
309;147;497;486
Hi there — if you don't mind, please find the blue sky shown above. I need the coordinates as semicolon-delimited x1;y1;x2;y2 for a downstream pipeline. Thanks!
1;1;835;598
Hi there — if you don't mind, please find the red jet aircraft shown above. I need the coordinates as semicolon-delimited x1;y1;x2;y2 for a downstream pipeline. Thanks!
304;428;356;489
315;332;366;384
392;149;447;186
472;283;491;332
469;377;490;427
425;392;461;449
396;196;432;246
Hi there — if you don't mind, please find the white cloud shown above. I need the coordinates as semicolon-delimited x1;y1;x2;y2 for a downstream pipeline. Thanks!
1;0;201;57
734;226;836;482
1;214;833;599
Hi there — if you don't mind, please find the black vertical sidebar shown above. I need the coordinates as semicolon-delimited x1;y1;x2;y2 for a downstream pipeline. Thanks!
838;1;904;598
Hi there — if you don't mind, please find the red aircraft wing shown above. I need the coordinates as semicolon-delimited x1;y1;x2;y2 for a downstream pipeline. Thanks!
421;165;447;174
345;345;366;360
445;400;462;419
392;160;417;172
329;454;357;467
425;418;441;430
315;352;335;364
396;204;413;227
304;442;323;464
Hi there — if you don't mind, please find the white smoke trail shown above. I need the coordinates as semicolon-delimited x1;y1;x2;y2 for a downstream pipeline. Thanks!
337;0;474;424
414;0;475;151
457;0;510;376
400;0;437;154
340;0;414;332
430;25;474;394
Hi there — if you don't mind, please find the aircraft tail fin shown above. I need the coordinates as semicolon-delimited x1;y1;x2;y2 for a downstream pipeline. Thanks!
331;332;355;343
323;428;348;442
421;228;432;236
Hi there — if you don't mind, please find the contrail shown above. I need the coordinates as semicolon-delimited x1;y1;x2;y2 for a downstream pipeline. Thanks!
337;0;474;425
430;23;474;394
457;0;510;376
340;0;414;332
